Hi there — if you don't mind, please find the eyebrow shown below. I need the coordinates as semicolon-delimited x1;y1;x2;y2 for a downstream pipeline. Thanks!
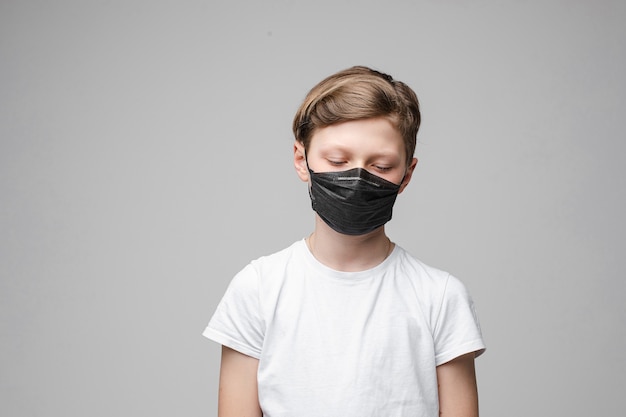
319;145;400;159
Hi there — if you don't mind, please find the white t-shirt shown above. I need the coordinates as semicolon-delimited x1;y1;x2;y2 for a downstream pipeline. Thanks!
204;239;485;417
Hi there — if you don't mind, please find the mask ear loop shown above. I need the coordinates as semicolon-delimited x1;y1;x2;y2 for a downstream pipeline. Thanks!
398;162;411;187
399;170;408;186
303;148;314;175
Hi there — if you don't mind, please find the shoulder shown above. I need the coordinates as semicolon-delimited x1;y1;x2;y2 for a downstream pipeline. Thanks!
217;240;306;319
248;240;304;274
391;246;475;309
393;245;452;288
230;240;305;290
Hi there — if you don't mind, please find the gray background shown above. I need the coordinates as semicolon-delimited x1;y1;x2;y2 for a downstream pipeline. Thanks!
1;0;625;416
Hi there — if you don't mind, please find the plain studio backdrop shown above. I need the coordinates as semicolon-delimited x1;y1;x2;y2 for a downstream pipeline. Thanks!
1;0;624;415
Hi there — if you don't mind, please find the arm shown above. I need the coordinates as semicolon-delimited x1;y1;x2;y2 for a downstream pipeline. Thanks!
218;346;263;417
436;352;479;417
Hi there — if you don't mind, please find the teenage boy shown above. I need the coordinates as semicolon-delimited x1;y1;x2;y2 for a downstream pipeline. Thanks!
204;66;485;417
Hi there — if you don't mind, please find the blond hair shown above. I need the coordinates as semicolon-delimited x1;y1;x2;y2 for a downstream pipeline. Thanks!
292;66;421;165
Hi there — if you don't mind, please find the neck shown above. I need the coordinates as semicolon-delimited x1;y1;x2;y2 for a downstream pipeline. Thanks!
306;215;395;272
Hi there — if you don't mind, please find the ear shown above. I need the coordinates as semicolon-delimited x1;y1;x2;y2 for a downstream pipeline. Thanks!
398;157;418;194
294;141;309;182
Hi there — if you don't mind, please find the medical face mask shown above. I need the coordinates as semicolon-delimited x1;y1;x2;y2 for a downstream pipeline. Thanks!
308;166;402;235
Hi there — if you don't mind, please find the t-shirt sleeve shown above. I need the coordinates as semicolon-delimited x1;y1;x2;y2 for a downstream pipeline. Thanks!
202;264;264;359
433;274;486;366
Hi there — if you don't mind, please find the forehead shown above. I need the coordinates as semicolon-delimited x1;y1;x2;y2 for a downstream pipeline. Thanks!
309;117;405;157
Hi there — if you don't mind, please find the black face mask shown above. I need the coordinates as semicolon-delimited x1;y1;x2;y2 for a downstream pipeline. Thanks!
308;167;402;235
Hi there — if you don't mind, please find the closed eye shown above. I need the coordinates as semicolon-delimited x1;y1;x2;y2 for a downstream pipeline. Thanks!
327;159;346;166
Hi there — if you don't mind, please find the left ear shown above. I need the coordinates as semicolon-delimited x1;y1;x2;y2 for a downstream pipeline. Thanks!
398;157;418;194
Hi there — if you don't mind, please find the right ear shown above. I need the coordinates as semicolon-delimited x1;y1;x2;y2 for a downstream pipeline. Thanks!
294;141;309;182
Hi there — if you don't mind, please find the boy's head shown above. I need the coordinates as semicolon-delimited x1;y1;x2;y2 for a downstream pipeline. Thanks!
292;66;421;166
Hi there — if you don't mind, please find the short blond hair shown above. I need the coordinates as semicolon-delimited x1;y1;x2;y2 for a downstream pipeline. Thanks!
292;66;421;165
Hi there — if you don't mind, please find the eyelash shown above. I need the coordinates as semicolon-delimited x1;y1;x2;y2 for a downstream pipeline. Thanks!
328;160;346;166
327;160;393;172
327;159;393;173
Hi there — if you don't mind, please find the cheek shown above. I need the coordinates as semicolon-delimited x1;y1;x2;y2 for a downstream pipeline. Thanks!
381;168;407;186
305;156;337;173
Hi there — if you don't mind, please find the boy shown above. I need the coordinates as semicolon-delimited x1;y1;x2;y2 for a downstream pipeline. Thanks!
204;66;485;417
